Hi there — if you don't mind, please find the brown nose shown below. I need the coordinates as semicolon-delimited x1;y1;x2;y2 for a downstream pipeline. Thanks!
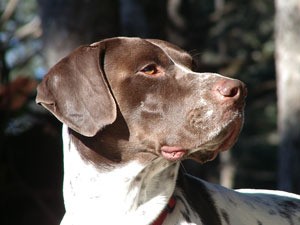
213;79;247;102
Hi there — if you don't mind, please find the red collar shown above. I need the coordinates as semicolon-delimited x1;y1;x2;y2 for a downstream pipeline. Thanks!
151;196;177;225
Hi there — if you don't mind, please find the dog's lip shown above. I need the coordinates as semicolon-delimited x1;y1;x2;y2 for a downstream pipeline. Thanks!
201;130;237;162
160;121;241;162
213;121;241;154
161;146;187;161
160;129;236;162
186;121;241;163
216;129;237;152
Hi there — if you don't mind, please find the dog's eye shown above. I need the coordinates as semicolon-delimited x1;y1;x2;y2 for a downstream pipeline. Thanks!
140;64;159;76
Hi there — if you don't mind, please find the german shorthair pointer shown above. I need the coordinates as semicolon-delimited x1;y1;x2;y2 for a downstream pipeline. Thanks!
36;37;300;225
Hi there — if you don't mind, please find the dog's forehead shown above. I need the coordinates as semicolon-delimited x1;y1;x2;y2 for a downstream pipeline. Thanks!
146;39;193;67
146;40;193;69
105;37;193;69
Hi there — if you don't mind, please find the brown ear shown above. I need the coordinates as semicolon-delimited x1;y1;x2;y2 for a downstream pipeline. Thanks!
36;42;117;137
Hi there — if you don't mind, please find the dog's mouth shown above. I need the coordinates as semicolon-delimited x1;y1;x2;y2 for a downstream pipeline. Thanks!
160;122;241;163
160;146;188;161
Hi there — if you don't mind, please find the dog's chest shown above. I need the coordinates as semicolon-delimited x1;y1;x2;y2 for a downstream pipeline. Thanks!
62;148;144;224
61;126;186;225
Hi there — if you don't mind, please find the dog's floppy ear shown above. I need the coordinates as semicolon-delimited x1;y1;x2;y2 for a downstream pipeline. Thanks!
36;42;117;137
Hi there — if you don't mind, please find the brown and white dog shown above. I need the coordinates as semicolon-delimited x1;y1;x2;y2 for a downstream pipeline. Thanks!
36;37;300;225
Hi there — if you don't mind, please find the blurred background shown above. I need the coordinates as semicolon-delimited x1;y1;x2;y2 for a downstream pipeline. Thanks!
1;0;300;224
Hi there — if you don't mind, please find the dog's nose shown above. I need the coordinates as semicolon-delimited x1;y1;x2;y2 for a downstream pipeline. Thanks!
213;79;247;102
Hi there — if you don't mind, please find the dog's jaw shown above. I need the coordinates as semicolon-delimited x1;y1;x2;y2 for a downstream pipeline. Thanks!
61;125;180;225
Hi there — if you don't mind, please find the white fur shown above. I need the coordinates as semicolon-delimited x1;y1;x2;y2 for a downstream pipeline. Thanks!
60;125;180;225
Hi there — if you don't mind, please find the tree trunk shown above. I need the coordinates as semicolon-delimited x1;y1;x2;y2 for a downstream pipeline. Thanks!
275;0;300;193
219;151;235;188
37;0;119;67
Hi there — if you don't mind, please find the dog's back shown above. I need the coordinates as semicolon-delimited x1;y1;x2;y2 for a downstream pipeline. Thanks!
175;172;300;225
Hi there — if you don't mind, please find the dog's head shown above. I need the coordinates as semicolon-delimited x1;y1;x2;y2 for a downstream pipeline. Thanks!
36;37;246;165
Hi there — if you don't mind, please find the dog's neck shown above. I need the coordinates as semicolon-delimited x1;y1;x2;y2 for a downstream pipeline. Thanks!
61;125;179;225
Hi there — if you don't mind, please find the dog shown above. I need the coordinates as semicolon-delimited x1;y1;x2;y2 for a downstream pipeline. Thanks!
36;37;300;225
